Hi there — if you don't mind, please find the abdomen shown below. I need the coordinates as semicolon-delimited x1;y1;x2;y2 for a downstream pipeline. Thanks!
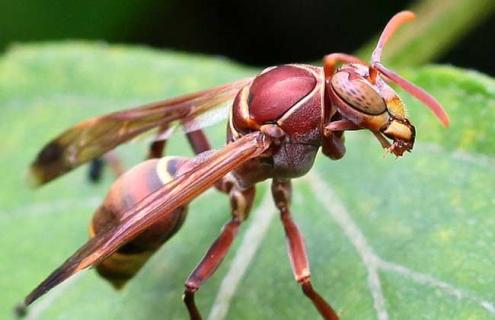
89;156;189;289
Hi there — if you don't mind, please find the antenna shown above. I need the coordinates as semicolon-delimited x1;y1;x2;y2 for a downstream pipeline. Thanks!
370;11;450;127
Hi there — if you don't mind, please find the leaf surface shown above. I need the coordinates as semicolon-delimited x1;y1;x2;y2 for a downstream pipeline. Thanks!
0;43;494;320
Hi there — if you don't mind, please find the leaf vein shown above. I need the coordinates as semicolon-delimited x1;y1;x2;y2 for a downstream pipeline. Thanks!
307;172;389;320
307;171;495;318
377;258;495;316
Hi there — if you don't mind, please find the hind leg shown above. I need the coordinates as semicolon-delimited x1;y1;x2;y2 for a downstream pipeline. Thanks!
88;117;212;183
88;152;125;183
183;175;255;320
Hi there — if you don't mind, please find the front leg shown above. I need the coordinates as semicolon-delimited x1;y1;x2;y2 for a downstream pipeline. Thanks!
321;117;361;160
272;179;339;320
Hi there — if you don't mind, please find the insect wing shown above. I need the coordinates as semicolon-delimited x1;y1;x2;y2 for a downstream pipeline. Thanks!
24;131;270;306
30;78;253;186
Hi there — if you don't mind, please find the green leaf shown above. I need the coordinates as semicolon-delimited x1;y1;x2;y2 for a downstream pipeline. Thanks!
1;43;494;320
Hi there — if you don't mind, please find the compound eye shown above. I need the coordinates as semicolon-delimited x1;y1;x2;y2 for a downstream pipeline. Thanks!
331;72;387;115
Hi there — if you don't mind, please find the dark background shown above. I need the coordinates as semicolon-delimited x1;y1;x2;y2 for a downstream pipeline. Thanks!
1;0;494;74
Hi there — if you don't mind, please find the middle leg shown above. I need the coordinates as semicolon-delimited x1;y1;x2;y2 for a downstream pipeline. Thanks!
271;178;339;320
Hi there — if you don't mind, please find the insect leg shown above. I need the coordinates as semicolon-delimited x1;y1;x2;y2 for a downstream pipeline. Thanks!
103;152;125;176
90;123;173;183
92;118;213;182
324;119;361;133
325;117;396;152
148;118;212;159
185;128;212;155
148;124;171;158
89;122;172;183
322;117;366;160
88;158;105;182
88;152;125;183
180;116;213;155
183;176;255;320
271;179;339;320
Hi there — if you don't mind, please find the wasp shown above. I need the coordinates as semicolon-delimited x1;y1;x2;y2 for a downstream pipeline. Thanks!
20;11;448;320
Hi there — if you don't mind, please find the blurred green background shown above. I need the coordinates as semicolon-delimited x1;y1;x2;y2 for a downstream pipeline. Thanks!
0;0;494;73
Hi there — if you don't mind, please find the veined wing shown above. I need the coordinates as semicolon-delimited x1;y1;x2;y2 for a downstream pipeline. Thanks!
30;78;253;186
24;131;270;306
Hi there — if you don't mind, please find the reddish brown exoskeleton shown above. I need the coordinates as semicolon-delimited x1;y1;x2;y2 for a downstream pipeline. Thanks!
21;11;449;320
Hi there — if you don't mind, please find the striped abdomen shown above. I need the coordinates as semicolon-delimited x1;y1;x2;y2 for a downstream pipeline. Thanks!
89;156;189;289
